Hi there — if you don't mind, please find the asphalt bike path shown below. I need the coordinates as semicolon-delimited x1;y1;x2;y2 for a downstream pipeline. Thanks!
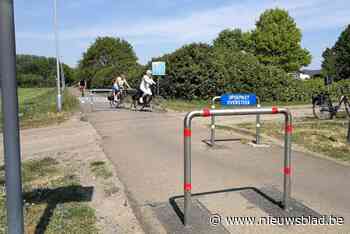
88;108;350;234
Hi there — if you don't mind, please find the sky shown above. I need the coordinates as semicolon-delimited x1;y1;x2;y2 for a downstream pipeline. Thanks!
14;0;350;69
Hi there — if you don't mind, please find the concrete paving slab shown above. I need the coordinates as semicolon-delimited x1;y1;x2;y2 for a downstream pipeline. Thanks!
198;187;348;234
153;199;229;234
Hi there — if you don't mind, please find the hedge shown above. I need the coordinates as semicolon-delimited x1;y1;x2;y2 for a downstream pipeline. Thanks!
154;43;337;103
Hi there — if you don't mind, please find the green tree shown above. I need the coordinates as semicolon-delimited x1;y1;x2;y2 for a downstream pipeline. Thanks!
16;54;74;87
251;8;311;72
321;48;337;78
78;37;139;87
61;63;75;85
323;25;350;80
213;28;252;52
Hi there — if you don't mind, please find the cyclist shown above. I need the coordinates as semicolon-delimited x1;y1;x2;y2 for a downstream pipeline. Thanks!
139;70;156;103
117;74;131;90
111;78;120;100
79;79;87;97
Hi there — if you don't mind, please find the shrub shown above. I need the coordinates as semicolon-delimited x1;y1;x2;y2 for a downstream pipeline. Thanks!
154;43;221;100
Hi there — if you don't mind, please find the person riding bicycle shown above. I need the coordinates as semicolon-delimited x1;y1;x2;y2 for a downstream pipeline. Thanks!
139;70;156;103
117;74;131;94
79;79;87;97
111;78;120;100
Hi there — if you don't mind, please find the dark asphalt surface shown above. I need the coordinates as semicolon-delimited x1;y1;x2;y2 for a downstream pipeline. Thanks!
88;107;350;233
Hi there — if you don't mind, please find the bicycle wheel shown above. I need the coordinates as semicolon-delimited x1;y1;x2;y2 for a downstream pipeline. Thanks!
313;95;332;120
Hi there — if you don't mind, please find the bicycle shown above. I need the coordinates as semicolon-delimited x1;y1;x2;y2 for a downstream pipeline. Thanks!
131;88;154;112
312;88;350;119
108;89;127;108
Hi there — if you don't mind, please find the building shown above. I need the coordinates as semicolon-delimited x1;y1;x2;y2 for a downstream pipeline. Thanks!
293;69;322;80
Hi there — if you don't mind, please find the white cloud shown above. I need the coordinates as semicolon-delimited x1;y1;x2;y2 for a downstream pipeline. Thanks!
22;0;347;42
289;0;350;31
16;0;350;67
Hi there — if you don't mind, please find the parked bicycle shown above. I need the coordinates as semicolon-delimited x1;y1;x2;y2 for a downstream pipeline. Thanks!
312;88;350;119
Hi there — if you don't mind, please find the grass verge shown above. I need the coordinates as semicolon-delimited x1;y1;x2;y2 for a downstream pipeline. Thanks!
237;117;350;161
89;161;113;180
0;157;98;234
16;88;79;129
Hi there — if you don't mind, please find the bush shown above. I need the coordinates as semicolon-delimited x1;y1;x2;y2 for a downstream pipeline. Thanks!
155;43;306;102
152;44;340;103
155;43;221;100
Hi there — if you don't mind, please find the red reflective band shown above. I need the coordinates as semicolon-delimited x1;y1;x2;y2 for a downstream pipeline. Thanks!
285;124;293;133
184;128;192;137
184;183;192;191
272;106;279;114
202;108;211;117
284;167;291;175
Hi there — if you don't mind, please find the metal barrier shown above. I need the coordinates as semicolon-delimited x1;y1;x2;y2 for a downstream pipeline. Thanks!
183;107;293;226
88;89;112;111
88;88;137;111
208;96;262;146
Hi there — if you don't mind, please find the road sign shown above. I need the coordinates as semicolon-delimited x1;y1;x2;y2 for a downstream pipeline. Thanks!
220;93;257;106
152;61;166;76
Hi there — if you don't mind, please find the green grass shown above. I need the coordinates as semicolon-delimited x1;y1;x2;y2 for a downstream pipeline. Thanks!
237;117;350;161
162;99;309;112
89;161;113;180
12;88;79;128
0;158;98;234
18;88;52;105
161;99;211;112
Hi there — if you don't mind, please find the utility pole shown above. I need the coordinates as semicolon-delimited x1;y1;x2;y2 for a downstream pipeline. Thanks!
54;0;62;112
0;0;25;233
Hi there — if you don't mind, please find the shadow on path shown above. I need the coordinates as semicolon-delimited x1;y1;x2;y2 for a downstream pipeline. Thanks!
23;185;94;234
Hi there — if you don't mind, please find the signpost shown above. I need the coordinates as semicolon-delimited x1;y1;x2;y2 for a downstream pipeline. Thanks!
152;61;166;96
207;93;262;146
220;93;257;106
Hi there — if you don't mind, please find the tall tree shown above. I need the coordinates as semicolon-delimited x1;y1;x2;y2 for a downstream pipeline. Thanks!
323;25;350;81
321;48;337;79
213;28;252;52
251;8;311;72
78;37;138;86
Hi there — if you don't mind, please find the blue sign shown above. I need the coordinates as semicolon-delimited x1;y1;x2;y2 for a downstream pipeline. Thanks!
220;93;257;106
152;62;166;76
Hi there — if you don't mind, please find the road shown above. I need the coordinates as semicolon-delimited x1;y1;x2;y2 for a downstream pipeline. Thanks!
87;105;350;234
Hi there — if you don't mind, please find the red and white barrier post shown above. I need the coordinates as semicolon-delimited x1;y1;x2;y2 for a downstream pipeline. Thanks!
183;107;293;226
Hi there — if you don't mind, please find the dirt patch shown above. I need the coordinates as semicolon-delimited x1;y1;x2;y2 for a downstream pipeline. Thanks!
0;115;144;234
